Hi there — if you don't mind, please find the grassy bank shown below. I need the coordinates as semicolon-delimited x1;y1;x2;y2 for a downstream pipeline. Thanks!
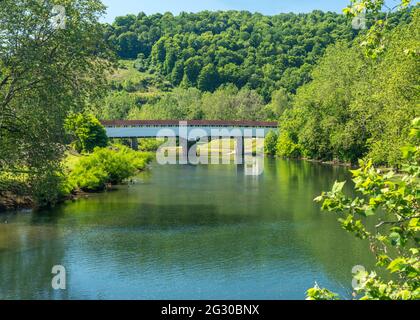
0;145;153;212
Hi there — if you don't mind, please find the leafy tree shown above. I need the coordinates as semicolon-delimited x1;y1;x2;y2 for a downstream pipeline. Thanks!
0;0;112;206
65;113;108;153
105;10;368;97
308;118;419;300
102;91;137;120
235;88;265;121
264;88;291;120
277;132;301;159
197;64;220;92
128;88;203;120
171;61;185;86
343;0;413;58
307;1;419;300
201;85;265;121
277;7;418;165
117;32;140;59
264;130;278;156
184;57;203;86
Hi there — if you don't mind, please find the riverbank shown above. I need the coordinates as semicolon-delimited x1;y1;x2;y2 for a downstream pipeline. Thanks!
303;158;354;167
0;146;153;213
0;191;33;212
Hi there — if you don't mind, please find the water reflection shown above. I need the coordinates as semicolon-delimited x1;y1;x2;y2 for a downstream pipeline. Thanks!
0;159;376;299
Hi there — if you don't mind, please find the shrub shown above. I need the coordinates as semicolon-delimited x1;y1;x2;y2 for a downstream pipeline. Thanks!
277;132;301;158
139;138;165;152
264;130;278;156
68;145;152;192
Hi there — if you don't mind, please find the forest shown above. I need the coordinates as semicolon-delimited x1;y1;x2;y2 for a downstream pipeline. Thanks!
99;7;418;166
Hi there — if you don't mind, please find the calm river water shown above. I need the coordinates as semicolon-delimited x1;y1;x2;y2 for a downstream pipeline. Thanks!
0;158;376;299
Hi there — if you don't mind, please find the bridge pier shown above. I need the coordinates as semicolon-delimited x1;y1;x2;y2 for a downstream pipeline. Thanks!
235;136;245;164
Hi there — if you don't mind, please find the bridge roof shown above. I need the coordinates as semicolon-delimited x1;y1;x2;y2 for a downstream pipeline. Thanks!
101;120;278;128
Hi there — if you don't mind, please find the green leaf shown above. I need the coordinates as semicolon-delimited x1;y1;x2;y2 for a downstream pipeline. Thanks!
332;181;346;193
387;258;406;273
314;195;324;202
364;207;375;216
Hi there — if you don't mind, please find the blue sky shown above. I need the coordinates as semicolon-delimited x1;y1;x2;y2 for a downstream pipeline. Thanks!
101;0;355;22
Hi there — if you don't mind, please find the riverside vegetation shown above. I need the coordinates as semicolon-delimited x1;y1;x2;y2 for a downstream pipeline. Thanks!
305;0;419;300
0;110;153;211
0;0;418;300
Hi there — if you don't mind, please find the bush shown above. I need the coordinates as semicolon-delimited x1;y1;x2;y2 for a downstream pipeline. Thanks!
277;132;301;158
68;145;153;192
264;130;278;155
139;138;165;151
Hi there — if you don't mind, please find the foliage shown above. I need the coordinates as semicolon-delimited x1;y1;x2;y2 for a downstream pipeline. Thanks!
278;8;419;165
277;131;302;159
264;130;278;156
128;87;203;120
306;284;339;300
263;88;292;121
101;91;138;120
308;118;420;300
105;10;362;100
344;0;413;58
202;85;265;120
65;113;108;153
68;145;153;192
139;138;165;152
0;0;112;207
198;64;220;92
127;85;267;121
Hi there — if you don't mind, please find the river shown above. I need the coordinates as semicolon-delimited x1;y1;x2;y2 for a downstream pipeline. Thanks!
0;158;375;299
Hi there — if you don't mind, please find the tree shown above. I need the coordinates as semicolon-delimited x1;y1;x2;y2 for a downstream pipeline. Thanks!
127;88;203;120
308;118;419;300
200;85;265;121
171;61;184;86
276;7;418;165
264;130;278;155
0;0;112;206
101;91;137;120
264;88;291;120
65;113;108;153
343;0;413;58
117;32;139;59
184;57;203;86
105;10;360;95
307;1;419;300
197;64;220;92
235;88;265;120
